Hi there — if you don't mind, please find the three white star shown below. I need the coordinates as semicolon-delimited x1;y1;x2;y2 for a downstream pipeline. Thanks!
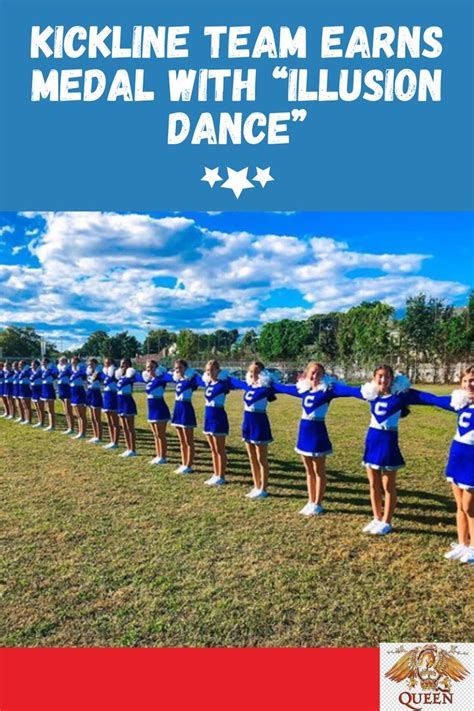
253;167;274;188
221;167;255;199
201;167;222;188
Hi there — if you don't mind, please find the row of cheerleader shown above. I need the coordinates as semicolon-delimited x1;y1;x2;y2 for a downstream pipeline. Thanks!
1;356;473;562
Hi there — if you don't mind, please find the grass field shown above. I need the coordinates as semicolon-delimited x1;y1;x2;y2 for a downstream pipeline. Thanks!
1;386;472;648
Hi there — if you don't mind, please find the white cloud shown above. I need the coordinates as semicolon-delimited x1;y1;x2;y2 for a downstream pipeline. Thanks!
0;225;14;236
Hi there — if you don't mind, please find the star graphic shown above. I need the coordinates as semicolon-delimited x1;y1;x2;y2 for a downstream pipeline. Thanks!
221;167;254;199
253;166;274;188
201;167;222;188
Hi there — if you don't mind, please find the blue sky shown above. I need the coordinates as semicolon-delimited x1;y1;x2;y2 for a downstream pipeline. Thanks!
0;211;472;349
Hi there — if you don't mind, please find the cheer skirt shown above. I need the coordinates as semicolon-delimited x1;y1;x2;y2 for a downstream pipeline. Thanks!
362;428;404;471
203;406;229;436
446;441;474;489
147;397;171;423
242;410;273;445
4;382;13;397
118;393;137;417
171;400;197;428
70;387;86;406
86;389;103;409
19;383;32;399
41;384;56;401
13;382;20;398
103;391;118;413
0;382;3;397
31;385;42;402
57;383;71;400
295;419;333;457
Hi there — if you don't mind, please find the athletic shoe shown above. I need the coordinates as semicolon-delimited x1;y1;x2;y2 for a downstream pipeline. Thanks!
32;422;43;428
150;456;167;464
179;466;193;474
174;465;184;473
88;437;101;444
0;412;7;418
121;450;138;458
299;502;324;516
460;547;474;564
245;488;259;498
370;521;392;535
362;518;381;533
72;433;85;440
62;429;74;435
44;425;55;432
104;442;119;450
5;415;14;420
444;542;468;561
15;417;23;423
205;475;226;486
20;420;31;426
250;489;269;499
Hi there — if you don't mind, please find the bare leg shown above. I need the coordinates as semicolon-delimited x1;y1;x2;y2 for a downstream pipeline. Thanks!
381;471;398;524
75;405;87;437
1;396;8;416
18;399;25;421
461;489;474;546
452;484;468;546
62;399;74;431
9;397;17;418
157;421;167;458
206;435;219;475
302;456;317;503
46;400;56;428
123;416;135;452
366;467;383;520
177;427;187;466
255;444;269;492
24;398;32;422
214;435;227;478
314;456;327;505
245;442;261;489
183;428;194;467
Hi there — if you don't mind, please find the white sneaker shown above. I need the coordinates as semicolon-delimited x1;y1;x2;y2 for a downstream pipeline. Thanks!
205;475;226;486
179;466;193;474
121;450;138;458
5;415;14;420
299;502;324;516
444;542;468;561
32;422;43;428
245;488;259;498
62;429;74;435
250;489;269;499
362;518;381;533
460;547;474;564
45;425;55;432
88;437;101;444
104;442;119;450
72;433;85;440
15;417;23;423
150;456;167;464
174;465;184;473
20;420;31;426
370;521;392;535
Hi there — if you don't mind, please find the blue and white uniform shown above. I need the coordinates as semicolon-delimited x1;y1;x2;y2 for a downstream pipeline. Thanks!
86;366;104;409
40;365;57;401
57;363;72;400
273;377;339;457
137;368;171;423
171;370;198;428
18;365;32;399
333;378;412;471
4;368;14;397
196;372;231;436
229;371;276;445
407;389;474;490
102;366;118;413
29;367;43;402
12;367;21;399
116;367;138;417
69;365;87;406
0;367;6;398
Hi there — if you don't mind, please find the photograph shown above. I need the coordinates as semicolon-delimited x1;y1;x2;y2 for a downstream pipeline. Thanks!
1;210;473;649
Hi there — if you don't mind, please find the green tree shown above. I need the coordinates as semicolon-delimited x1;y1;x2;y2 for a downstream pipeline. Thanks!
259;319;310;361
337;301;395;367
0;326;56;358
81;330;110;357
145;329;176;355
399;294;452;374
176;329;200;360
307;313;340;362
107;332;142;360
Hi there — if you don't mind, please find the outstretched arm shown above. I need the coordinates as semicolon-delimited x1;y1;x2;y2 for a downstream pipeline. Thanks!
272;382;300;397
331;382;364;400
405;389;454;412
228;376;247;391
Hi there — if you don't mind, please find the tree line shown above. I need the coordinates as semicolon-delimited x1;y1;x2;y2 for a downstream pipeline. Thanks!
1;293;473;374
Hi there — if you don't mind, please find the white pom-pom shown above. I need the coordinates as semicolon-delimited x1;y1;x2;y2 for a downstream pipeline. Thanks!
361;381;379;401
115;368;123;379
86;365;93;376
105;365;115;377
392;373;411;395
257;370;273;388
451;389;470;411
202;372;212;385
141;370;152;383
125;367;135;378
296;378;312;394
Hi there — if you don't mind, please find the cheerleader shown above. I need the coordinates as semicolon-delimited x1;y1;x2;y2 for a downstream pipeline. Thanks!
407;366;474;563
86;358;103;443
17;360;32;425
40;358;57;431
273;362;339;515
229;361;276;499
69;356;88;439
4;361;16;420
196;360;231;486
332;365;413;535
138;359;171;465
0;361;8;417
57;356;74;435
30;359;44;427
116;358;138;457
170;359;198;474
102;357;120;450
12;361;23;422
